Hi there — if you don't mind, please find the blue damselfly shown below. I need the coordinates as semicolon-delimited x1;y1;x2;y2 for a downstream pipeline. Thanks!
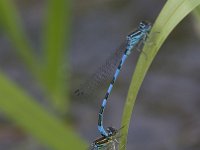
98;21;151;136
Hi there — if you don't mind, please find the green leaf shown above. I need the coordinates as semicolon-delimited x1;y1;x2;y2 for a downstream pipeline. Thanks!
193;5;200;36
120;0;200;149
0;72;87;150
42;0;71;113
0;0;40;75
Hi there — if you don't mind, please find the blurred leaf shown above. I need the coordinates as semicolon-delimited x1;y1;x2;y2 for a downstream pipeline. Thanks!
0;72;87;150
193;5;200;37
42;0;71;113
120;0;200;149
0;0;40;75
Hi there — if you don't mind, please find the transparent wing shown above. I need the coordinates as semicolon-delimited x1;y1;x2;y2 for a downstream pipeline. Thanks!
89;127;123;150
75;42;126;97
104;141;118;150
89;141;118;150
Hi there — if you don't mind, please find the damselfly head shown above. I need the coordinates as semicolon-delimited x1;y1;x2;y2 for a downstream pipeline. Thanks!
106;127;117;136
138;21;151;32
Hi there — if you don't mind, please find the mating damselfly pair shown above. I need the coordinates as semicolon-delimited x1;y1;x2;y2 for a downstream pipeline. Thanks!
76;21;152;149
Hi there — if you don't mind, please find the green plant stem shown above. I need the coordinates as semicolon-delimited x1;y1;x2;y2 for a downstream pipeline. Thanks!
0;0;40;76
120;0;200;149
192;5;200;36
42;0;71;114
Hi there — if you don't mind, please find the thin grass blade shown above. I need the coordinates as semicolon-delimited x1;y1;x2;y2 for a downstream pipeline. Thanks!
42;0;71;113
120;0;200;149
0;0;40;75
192;5;200;36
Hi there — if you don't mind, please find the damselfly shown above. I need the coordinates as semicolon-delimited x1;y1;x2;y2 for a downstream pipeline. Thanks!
90;127;122;150
98;21;151;137
75;21;151;136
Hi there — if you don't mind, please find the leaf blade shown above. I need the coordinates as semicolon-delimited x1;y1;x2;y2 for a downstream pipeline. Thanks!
41;0;72;113
0;72;87;150
0;0;39;74
120;0;200;149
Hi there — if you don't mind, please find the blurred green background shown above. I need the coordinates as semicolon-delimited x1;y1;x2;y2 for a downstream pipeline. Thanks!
0;0;200;150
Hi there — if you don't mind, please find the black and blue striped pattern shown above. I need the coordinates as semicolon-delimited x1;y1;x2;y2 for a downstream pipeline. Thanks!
98;21;152;137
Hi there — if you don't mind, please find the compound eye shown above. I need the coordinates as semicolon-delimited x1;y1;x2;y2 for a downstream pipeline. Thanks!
106;127;116;135
140;22;145;29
